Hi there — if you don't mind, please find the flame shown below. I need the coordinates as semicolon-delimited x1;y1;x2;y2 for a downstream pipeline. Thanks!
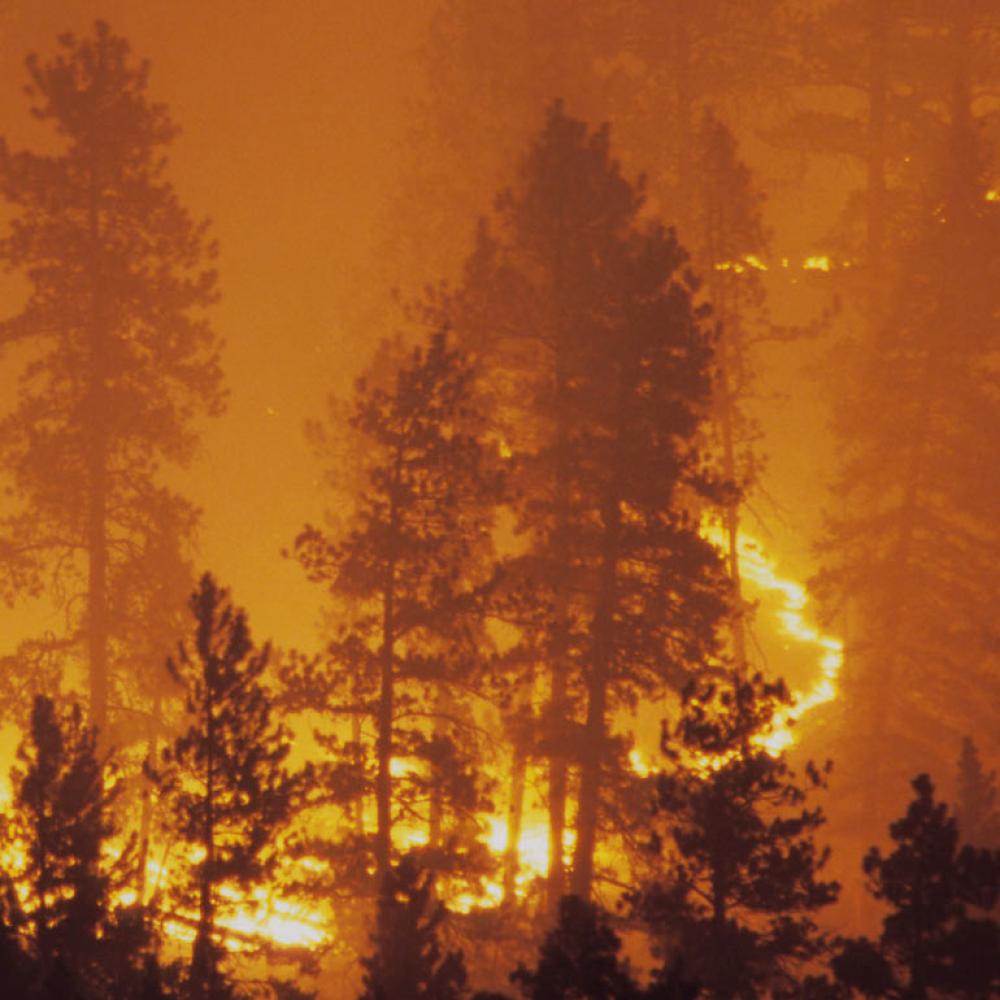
802;255;832;271
701;522;843;755
714;253;844;274
0;527;844;946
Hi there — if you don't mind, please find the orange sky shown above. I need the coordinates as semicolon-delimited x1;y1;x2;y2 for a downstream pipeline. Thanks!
0;0;848;667
0;0;437;648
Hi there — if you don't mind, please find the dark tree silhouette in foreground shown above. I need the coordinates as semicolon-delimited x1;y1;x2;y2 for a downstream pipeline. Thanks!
157;575;296;1000
510;895;639;1000
0;695;173;999
0;21;222;737
502;892;701;1000
635;671;838;999
4;695;121;996
359;854;468;1000
833;774;1000;999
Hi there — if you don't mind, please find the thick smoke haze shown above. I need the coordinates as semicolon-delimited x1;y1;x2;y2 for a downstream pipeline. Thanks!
0;0;435;645
0;1;996;996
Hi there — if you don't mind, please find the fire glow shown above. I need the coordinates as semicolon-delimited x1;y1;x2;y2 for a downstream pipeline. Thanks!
703;522;844;755
0;533;841;949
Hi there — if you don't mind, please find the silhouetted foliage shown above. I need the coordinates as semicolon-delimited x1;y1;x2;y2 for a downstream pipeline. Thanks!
1;695;121;996
833;774;1000;999
0;21;222;737
446;102;732;903
0;694;176;999
635;671;838;999
359;855;468;1000
511;895;640;1000
290;330;503;893
156;575;296;1000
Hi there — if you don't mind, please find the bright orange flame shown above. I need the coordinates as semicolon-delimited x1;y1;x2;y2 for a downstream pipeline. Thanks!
701;521;844;755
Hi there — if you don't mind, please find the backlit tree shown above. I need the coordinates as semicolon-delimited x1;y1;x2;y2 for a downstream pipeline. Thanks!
0;21;223;737
446;103;732;902
833;774;1000;999
291;331;503;890
635;671;838;999
157;574;296;1000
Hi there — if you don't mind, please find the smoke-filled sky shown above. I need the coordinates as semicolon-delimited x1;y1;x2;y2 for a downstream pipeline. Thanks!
0;0;438;646
0;0;850;661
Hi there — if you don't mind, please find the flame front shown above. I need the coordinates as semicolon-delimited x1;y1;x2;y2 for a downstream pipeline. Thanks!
702;522;844;755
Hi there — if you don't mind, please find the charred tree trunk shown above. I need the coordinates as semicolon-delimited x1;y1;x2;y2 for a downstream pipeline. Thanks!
502;670;534;902
570;492;620;900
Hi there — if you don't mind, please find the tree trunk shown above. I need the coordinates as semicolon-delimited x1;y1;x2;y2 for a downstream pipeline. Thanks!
86;170;110;741
571;491;621;899
502;733;529;903
375;454;402;885
192;685;217;999
866;1;889;329
545;280;573;914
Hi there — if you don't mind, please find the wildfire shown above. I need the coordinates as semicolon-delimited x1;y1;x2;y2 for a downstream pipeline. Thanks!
702;522;844;755
714;253;848;273
0;534;842;952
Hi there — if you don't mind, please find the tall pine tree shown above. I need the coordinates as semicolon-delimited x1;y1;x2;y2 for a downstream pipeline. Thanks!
446;104;732;903
290;331;503;892
0;22;223;738
157;574;296;1000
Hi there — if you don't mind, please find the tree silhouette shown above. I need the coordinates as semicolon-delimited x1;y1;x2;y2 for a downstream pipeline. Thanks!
157;574;296;1000
833;774;1000;999
635;671;838;999
511;895;640;1000
0;694;171;998
691;109;772;669
359;854;468;1000
446;103;732;904
813;105;1000;839
0;21;223;737
291;331;503;890
956;736;1000;849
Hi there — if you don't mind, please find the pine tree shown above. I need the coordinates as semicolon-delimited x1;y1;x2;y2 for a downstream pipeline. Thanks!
634;671;838;999
594;0;794;242
956;736;1000;848
290;331;503;891
510;895;640;1000
0;21;223;737
359;855;468;1000
0;694;136;998
447;103;732;903
833;774;1000;999
691;110;773;668
157;574;296;1000
813;107;1000;835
